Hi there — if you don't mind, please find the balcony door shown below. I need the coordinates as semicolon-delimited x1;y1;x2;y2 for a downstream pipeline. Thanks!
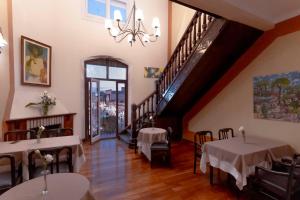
84;57;128;144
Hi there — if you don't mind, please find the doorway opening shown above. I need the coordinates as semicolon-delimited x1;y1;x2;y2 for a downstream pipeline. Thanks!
84;57;128;144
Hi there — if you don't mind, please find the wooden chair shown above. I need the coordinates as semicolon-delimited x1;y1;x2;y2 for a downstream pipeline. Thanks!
218;128;234;140
193;131;213;174
4;130;35;141
0;155;22;192
55;147;73;173
250;159;300;200
150;127;173;166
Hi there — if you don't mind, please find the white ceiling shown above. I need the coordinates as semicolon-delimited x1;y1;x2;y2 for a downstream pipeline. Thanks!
176;0;300;30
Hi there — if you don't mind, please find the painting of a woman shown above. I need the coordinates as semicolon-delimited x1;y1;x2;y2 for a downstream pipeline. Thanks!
21;36;51;86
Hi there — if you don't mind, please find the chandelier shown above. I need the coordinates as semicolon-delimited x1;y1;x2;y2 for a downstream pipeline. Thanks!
104;1;161;46
0;27;8;54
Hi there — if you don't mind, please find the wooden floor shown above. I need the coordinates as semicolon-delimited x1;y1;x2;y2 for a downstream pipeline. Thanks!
80;139;241;200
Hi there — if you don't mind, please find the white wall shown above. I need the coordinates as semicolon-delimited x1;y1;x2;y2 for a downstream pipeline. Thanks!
171;3;195;54
188;31;300;152
0;0;10;136
10;0;168;138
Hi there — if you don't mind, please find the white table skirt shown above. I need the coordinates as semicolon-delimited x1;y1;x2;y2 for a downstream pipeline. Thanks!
0;173;94;200
137;128;167;161
0;136;86;180
200;136;294;190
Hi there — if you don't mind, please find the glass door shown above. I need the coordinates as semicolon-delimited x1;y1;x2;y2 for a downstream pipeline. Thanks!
84;57;128;144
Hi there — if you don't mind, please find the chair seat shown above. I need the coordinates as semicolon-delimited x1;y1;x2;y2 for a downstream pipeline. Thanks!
0;172;13;188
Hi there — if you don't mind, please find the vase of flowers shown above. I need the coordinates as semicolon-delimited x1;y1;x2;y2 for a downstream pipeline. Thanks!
34;150;53;196
239;126;246;143
36;126;45;143
25;91;56;116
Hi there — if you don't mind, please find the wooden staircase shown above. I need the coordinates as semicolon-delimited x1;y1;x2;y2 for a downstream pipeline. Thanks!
119;10;262;147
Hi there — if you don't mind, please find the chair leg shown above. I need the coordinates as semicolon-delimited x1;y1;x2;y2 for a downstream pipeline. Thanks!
193;156;197;174
210;165;214;185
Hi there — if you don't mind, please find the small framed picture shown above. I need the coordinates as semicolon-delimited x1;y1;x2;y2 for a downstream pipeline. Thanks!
144;67;163;78
21;36;52;87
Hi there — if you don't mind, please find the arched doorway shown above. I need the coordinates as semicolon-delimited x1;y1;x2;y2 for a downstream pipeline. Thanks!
84;57;128;144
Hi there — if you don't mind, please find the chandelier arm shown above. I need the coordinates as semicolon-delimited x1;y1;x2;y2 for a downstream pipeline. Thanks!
115;32;133;43
137;34;145;47
149;37;158;43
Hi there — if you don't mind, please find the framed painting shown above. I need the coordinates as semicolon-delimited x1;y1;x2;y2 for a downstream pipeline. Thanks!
144;67;163;78
21;36;52;87
253;71;300;123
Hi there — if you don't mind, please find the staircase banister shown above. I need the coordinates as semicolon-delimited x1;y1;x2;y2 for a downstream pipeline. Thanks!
159;11;200;84
136;91;156;107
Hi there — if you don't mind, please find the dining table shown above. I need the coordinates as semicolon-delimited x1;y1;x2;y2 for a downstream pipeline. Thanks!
0;135;86;180
0;173;95;200
200;136;294;190
137;127;167;161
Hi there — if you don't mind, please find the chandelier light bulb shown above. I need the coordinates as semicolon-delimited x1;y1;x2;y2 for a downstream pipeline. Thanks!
104;19;113;30
111;27;119;37
0;32;7;47
142;34;150;43
114;10;123;22
127;34;133;43
136;9;144;21
152;17;160;29
155;28;161;37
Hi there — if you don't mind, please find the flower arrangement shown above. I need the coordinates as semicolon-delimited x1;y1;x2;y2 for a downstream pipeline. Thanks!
34;150;53;195
238;126;246;143
36;125;45;143
34;149;54;170
25;91;56;116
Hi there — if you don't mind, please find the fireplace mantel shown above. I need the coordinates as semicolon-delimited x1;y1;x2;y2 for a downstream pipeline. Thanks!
4;113;76;133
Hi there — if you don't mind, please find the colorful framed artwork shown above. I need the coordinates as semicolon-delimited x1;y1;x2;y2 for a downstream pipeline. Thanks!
253;71;300;123
144;67;163;78
21;36;52;87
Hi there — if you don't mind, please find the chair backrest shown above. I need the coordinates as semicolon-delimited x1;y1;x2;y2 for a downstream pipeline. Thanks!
4;130;34;141
30;128;73;139
218;128;234;140
194;131;213;146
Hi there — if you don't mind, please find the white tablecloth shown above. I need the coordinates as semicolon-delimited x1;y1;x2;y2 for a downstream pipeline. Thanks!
137;128;167;161
0;173;95;200
200;136;294;190
0;136;86;180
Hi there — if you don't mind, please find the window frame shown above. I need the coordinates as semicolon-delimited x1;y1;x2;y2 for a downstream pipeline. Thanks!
83;0;129;23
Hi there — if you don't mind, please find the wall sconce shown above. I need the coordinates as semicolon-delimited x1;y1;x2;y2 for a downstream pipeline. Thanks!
0;27;8;54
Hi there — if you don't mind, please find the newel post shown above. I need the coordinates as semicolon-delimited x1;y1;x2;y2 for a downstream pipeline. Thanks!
155;80;160;105
131;104;137;138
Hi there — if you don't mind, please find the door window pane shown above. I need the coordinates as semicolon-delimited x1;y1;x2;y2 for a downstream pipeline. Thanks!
86;64;107;79
87;0;106;17
109;67;126;80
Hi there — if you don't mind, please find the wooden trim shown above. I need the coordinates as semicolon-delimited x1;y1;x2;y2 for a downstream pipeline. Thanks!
6;113;76;122
20;35;52;87
3;0;15;133
183;15;300;138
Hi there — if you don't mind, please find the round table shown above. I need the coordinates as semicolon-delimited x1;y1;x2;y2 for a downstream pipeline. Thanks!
0;173;91;200
137;127;167;161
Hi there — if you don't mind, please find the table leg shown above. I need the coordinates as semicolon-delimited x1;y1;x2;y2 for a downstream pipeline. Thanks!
210;165;213;185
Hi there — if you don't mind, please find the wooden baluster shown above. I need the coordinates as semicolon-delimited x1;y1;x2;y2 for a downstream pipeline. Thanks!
147;99;150;117
203;14;207;32
193;20;197;46
208;15;213;24
198;12;202;39
189;27;192;53
156;80;160;103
